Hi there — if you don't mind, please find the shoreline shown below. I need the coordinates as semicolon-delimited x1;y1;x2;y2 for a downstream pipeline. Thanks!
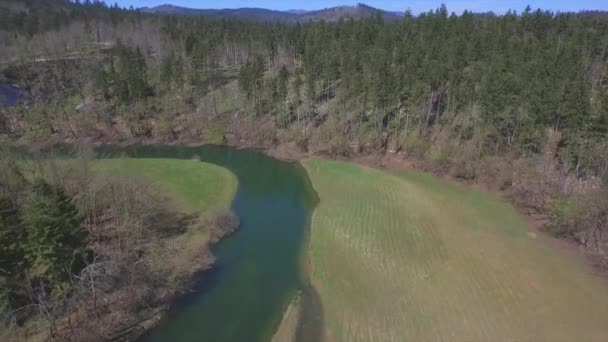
1;153;239;342
10;136;608;340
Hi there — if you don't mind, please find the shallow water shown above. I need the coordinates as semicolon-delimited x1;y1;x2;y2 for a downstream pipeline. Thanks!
95;145;318;342
0;84;20;106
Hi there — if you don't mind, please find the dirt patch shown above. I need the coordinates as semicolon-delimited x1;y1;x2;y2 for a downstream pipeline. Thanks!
266;142;311;162
349;151;414;171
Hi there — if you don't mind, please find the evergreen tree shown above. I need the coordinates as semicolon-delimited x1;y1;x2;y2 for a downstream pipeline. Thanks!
0;196;25;278
23;179;86;293
160;51;175;90
277;65;290;114
238;55;266;113
0;196;26;314
292;73;303;123
114;41;148;103
191;42;206;89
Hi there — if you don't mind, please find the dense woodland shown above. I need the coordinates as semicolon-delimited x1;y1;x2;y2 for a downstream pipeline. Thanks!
1;0;608;338
2;1;607;173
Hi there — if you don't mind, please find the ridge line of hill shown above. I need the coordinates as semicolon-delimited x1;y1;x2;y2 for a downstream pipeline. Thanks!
138;3;404;22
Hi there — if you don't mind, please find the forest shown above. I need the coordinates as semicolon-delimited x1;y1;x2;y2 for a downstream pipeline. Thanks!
1;0;608;339
2;1;607;169
2;1;607;171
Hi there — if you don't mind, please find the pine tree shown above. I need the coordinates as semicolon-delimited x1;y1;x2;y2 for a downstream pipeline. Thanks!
23;180;86;293
238;60;253;100
238;56;266;113
114;41;148;103
0;196;25;278
277;66;290;112
191;42;206;90
292;73;303;124
0;195;26;314
160;51;174;90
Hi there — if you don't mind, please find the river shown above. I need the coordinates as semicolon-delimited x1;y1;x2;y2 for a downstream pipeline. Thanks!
95;145;319;342
0;84;20;107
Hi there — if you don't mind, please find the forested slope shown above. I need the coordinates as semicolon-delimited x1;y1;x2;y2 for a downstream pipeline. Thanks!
1;1;607;255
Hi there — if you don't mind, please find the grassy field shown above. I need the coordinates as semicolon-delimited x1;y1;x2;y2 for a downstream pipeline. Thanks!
303;158;608;342
91;158;237;213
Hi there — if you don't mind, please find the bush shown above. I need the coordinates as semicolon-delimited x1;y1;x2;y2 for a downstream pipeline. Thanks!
309;119;351;157
559;189;608;250
477;156;514;190
428;145;452;171
547;199;575;235
206;208;240;244
286;124;309;151
450;159;476;181
202;121;226;145
401;134;428;158
233;116;278;147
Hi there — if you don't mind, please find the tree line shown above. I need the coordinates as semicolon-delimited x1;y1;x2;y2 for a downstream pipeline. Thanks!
1;1;608;252
0;159;87;338
26;1;602;177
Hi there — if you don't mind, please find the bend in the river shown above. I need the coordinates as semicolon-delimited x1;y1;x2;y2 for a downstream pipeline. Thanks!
95;145;319;342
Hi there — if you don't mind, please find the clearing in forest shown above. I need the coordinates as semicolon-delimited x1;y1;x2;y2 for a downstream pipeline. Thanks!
303;158;608;342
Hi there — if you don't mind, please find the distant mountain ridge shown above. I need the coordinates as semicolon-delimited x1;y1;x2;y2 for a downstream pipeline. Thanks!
139;3;403;22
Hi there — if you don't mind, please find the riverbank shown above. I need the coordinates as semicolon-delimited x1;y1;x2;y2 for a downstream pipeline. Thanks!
255;141;608;284
261;144;608;285
104;145;318;342
0;157;238;342
248;140;608;341
8;135;608;340
81;158;238;342
99;157;246;342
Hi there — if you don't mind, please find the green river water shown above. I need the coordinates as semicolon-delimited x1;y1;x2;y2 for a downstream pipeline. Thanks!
94;145;320;342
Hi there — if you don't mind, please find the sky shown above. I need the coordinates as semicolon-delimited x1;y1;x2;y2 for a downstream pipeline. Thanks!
104;0;608;14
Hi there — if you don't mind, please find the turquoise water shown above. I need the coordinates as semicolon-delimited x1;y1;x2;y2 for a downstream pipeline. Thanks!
95;145;318;342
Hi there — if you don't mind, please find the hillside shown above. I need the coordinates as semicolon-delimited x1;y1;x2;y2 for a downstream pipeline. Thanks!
299;3;402;22
139;5;298;22
139;3;402;22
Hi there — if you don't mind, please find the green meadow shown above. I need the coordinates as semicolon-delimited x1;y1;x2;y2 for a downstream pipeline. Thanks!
303;158;608;342
91;158;237;213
